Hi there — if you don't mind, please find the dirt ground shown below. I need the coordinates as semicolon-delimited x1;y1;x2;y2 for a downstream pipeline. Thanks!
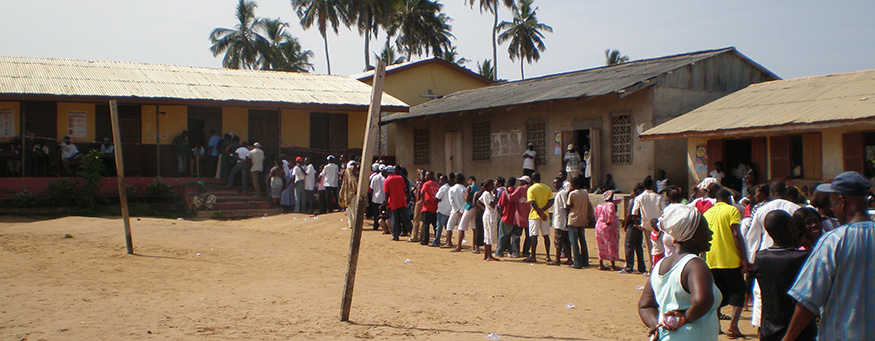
0;213;757;340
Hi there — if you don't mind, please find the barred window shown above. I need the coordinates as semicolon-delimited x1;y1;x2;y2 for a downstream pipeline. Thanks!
414;128;429;164
472;121;491;161
526;121;547;165
611;112;632;164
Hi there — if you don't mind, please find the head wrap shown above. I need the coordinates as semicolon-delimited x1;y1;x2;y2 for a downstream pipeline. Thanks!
696;177;718;190
603;190;619;202
657;204;702;243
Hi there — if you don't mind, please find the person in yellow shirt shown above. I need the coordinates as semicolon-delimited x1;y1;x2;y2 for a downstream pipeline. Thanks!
702;188;749;338
525;172;554;263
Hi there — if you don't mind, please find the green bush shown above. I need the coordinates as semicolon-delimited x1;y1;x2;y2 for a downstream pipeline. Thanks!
77;149;105;209
11;190;42;208
145;177;174;202
45;178;79;204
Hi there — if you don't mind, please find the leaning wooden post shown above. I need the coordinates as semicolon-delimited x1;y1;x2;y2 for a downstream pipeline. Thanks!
109;100;134;255
340;61;386;322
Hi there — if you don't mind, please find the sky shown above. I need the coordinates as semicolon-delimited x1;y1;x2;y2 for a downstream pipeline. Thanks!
1;0;873;81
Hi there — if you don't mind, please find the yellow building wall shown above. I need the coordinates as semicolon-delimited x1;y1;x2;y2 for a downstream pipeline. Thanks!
348;110;367;149
222;107;248;142
56;103;96;141
141;105;187;144
0;101;20;142
281;109;309;147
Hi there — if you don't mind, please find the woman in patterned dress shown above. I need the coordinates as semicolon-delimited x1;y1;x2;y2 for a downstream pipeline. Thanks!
595;190;622;270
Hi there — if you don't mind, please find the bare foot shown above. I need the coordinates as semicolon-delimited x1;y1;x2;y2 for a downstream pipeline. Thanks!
450;248;462;252
440;244;453;249
486;257;501;262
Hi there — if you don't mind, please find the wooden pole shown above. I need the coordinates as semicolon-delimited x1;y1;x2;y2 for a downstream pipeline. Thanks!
340;61;386;322
110;100;134;255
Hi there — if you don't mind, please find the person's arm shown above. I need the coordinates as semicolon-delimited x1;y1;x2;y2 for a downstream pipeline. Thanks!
679;258;715;325
542;198;554;212
474;192;486;211
730;223;750;272
637;280;661;337
782;304;817;341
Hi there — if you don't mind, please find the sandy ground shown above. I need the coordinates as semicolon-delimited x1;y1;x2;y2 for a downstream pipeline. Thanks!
0;213;757;340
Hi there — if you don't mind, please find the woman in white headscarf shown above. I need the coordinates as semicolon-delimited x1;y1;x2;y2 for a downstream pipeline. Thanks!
638;205;722;341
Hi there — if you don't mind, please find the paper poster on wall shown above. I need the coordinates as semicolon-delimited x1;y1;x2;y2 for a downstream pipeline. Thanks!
554;132;561;155
694;145;708;172
490;130;522;157
67;111;87;138
0;109;13;138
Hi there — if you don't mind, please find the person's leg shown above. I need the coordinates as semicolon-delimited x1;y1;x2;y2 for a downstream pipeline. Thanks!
251;171;262;196
390;208;402;240
522;230;531;257
330;187;339;211
541;222;552;262
642;229;654;272
634;230;646;273
319;190;328;214
409;202;423;242
510;225;523;257
623;227;637;271
525;220;538;262
452;230;465;252
443;213;459;248
240;168;248;193
433;213;447;246
293;182;303;213
399;207;413;237
227;163;240;187
568;226;583;268
495;221;508;256
547;229;562;265
420;212;435;245
473;212;484;253
372;201;380;229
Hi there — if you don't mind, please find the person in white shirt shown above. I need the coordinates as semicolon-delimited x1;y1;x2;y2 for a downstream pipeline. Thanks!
431;175;452;246
709;161;726;186
442;174;467;249
247;142;265;197
59;136;81;176
320;155;341;213
227;140;250;193
303;157;316;213
369;165;386;229
548;177;571;265
631;177;667;273
563;144;582;179
655;170;668;194
292;157;308;213
522;142;536;176
744;181;799;328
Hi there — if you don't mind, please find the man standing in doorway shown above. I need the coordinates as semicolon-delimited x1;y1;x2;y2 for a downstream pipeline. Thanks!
172;130;189;175
563;144;582;179
207;129;221;178
247;142;265;197
522;142;537;176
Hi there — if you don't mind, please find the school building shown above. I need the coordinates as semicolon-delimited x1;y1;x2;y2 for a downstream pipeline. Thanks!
640;69;875;190
354;58;493;163
0;56;408;178
383;47;778;191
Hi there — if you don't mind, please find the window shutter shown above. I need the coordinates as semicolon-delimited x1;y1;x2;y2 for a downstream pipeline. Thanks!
770;135;791;179
843;132;864;173
706;139;723;173
802;133;822;179
751;137;768;179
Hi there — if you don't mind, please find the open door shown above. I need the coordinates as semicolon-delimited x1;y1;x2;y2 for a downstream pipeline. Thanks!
444;131;463;174
589;128;601;188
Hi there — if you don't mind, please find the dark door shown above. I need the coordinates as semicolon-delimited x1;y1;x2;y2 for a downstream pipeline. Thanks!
248;109;279;160
118;105;142;176
309;112;348;152
188;106;222;147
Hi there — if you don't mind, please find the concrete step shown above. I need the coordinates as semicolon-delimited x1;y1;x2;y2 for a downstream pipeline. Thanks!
194;208;284;219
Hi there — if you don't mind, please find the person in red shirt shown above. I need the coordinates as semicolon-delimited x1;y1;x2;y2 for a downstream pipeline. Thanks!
419;171;440;245
510;176;532;258
496;177;519;257
383;166;413;241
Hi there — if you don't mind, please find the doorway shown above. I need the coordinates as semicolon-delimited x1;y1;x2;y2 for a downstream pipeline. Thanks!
724;139;752;191
561;128;599;188
444;131;462;174
249;110;280;161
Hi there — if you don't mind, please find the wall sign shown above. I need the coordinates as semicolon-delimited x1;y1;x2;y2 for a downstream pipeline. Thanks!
67;111;87;138
0;109;13;138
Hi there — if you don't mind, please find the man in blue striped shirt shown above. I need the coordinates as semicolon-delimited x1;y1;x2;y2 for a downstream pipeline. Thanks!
785;171;874;340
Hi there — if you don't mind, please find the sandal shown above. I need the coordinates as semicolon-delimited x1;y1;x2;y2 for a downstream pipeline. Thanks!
719;313;731;320
725;330;743;339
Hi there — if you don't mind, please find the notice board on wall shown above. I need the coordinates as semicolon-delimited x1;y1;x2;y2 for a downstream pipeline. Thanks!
67;111;87;138
0;109;13;138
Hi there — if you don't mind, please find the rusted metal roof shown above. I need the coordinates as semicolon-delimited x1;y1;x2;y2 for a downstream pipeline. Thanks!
0;56;408;110
352;57;494;85
383;47;774;123
640;69;875;140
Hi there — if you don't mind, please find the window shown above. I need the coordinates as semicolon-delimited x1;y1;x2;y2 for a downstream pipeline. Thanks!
526;121;546;165
472;121;491;161
611;112;632;164
414;128;429;164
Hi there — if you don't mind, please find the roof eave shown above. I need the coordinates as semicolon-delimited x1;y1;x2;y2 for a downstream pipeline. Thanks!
639;117;875;141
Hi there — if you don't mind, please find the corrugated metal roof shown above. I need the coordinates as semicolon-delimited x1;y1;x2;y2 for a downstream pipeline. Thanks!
0;56;408;110
351;57;493;85
640;69;875;139
383;47;769;123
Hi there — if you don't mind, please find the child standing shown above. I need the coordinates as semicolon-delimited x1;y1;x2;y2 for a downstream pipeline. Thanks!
477;179;500;261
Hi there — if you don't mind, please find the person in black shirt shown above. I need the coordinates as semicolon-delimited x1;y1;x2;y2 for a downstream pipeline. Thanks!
752;210;816;341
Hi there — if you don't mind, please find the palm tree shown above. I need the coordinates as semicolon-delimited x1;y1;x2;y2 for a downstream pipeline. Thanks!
467;0;514;80
348;0;400;71
438;46;469;66
210;0;267;69
387;0;454;61
373;45;407;67
258;18;314;72
497;0;552;79
291;0;351;74
477;59;494;80
605;49;630;66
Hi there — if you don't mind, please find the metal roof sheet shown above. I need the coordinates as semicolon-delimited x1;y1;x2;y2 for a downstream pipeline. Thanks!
383;47;767;123
0;56;408;110
640;69;875;139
